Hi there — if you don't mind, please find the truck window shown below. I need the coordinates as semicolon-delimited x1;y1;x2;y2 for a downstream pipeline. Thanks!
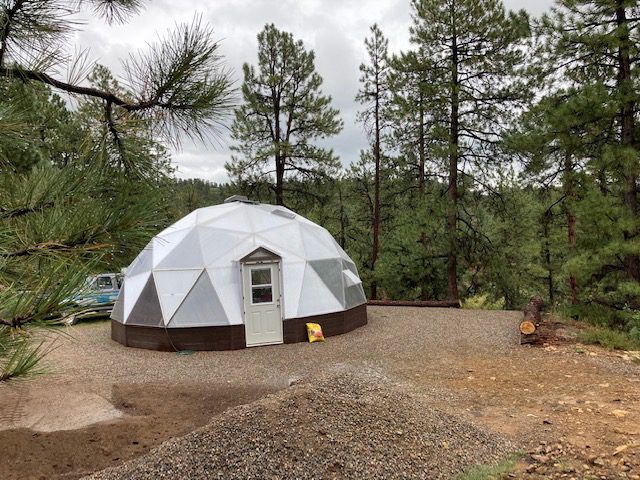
96;276;114;290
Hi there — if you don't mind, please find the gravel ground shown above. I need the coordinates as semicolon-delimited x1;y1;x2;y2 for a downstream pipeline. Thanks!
43;306;520;391
86;367;515;480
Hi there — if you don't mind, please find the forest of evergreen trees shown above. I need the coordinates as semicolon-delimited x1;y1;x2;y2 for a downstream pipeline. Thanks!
0;0;639;378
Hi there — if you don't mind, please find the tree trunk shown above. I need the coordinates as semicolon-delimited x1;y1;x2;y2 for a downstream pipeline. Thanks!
542;211;555;306
337;183;347;248
447;4;460;302
520;295;545;345
368;299;461;308
418;89;428;301
564;152;578;304
616;1;640;283
370;70;381;300
275;155;284;206
418;90;425;195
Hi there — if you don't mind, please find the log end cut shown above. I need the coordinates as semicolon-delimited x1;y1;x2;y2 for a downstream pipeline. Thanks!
519;320;536;335
520;295;545;345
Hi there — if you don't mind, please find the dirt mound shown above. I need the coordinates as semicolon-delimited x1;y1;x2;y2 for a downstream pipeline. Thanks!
86;369;515;479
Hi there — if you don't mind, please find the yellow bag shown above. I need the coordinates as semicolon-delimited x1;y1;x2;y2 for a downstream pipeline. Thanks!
306;323;325;343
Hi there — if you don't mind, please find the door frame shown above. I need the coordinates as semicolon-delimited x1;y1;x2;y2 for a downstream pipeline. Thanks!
240;252;284;347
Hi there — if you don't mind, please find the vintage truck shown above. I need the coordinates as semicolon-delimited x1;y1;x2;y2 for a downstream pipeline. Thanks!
65;272;123;324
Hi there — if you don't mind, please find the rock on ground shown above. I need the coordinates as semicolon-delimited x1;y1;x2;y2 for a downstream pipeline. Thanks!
86;368;515;480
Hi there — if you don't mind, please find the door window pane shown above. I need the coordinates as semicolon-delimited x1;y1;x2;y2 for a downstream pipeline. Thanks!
252;286;273;304
251;268;271;286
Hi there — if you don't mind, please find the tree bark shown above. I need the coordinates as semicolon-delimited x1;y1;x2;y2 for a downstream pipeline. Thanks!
368;299;461;308
542;211;555;306
370;53;381;300
520;295;545;344
418;88;429;301
447;1;460;302
563;152;578;304
275;155;285;206
616;0;640;283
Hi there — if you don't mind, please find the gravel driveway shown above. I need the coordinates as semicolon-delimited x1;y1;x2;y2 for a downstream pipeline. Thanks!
46;306;520;389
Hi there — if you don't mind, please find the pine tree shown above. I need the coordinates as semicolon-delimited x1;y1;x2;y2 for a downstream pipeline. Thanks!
540;0;640;313
409;0;530;301
228;24;343;206
356;24;390;300
0;1;234;380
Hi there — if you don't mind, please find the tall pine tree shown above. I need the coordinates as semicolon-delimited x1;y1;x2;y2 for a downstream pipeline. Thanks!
228;24;343;206
409;0;529;300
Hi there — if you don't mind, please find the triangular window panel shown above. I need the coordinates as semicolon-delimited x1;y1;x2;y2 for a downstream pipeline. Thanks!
127;244;154;278
343;269;361;287
310;259;345;307
156;230;204;269
126;275;163;326
297;264;343;317
169;272;229;327
197;227;247;266
345;284;367;309
111;284;125;322
207;268;243;325
299;224;339;260
256;223;306;259
206;208;254;233
152;229;190;268
281;260;305;318
124;272;150;320
196;203;238;225
153;269;202;323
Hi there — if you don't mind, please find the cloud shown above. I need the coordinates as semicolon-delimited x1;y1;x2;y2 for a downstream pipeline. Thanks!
68;0;555;182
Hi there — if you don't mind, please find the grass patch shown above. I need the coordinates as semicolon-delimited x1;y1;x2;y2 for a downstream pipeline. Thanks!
577;326;640;351
457;453;522;480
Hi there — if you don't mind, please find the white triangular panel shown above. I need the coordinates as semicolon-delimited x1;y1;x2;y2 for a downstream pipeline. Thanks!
207;267;243;324
196;203;239;225
332;238;352;261
297;264;343;317
197;227;248;265
299;224;339;260
310;259;345;307
156;230;204;269
157;211;197;235
246;207;292;232
127;244;153;277
207;236;255;268
343;269;361;287
152;229;190;267
153;269;202;323
281;260;306;318
257;223;306;259
207;208;254;233
123;272;150;320
169;272;229;327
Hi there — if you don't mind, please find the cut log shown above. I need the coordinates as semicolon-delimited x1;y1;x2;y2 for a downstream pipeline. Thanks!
367;299;461;308
520;295;545;344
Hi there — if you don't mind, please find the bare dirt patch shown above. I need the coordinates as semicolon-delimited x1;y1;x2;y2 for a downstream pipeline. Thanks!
0;383;277;480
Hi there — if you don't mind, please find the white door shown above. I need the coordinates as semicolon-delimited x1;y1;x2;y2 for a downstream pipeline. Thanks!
242;262;283;347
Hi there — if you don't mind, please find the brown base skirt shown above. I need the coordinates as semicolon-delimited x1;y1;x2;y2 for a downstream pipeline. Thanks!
111;303;367;351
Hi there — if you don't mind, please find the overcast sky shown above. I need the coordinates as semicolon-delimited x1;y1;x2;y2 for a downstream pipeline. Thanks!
73;0;555;183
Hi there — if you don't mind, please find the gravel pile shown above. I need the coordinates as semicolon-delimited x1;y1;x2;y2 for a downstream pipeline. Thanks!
86;368;515;480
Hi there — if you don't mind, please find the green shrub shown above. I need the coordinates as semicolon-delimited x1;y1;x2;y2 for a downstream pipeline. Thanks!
462;294;505;310
578;326;640;351
457;453;521;480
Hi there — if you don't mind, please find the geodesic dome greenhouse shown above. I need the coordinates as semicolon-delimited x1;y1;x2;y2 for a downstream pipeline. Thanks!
111;197;367;351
